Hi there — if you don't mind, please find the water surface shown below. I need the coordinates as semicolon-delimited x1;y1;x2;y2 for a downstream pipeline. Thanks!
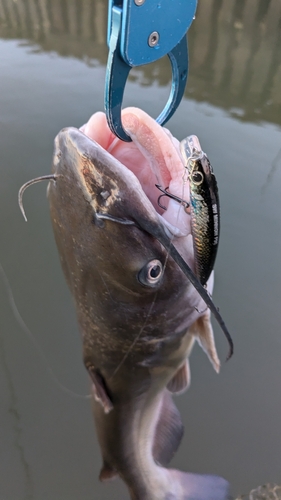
0;1;281;499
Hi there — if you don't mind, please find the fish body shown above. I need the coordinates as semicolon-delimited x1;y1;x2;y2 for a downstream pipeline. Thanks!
181;136;220;286
47;109;229;500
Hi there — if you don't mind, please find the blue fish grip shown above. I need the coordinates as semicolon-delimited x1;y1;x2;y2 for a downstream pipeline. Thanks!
105;0;197;141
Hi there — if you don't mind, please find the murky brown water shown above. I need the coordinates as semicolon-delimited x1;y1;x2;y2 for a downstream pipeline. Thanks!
0;1;281;499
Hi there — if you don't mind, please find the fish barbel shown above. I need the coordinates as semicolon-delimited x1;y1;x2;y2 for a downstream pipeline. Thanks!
44;108;230;499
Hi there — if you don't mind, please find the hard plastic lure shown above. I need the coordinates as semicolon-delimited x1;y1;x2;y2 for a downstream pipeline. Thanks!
180;135;220;286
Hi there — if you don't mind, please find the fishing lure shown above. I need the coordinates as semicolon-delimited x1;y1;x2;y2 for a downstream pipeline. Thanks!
180;135;220;286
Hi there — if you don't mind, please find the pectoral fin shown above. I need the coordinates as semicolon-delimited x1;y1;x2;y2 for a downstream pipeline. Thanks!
167;359;191;394
189;312;220;373
99;462;118;482
85;363;113;413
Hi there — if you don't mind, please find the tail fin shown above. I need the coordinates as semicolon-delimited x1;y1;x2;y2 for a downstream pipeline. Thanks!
169;469;230;500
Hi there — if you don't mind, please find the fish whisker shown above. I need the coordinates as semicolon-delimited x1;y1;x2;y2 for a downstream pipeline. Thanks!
96;212;136;225
18;174;59;222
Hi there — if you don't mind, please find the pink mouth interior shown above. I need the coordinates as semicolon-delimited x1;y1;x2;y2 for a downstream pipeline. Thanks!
80;107;191;235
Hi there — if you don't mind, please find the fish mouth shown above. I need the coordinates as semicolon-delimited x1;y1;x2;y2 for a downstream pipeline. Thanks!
80;107;191;240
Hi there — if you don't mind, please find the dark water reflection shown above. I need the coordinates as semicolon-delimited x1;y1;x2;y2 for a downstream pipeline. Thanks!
1;0;281;125
0;1;281;499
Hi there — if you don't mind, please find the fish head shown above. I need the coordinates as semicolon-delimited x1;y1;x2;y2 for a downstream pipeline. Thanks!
49;126;196;300
49;128;170;296
48;119;205;380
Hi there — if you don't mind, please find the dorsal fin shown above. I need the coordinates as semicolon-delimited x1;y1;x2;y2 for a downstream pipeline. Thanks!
167;359;191;394
152;390;184;466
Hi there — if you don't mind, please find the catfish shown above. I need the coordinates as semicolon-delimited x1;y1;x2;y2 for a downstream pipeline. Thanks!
25;108;231;499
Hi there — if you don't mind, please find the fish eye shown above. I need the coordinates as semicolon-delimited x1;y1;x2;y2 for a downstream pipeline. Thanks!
138;259;164;287
191;171;204;185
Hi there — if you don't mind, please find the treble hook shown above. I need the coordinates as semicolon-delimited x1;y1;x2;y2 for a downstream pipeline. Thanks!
156;184;190;212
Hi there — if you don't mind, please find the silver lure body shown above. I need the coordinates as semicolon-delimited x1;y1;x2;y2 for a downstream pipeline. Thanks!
181;136;220;286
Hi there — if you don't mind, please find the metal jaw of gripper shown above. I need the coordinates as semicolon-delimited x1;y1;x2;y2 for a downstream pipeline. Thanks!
105;0;197;142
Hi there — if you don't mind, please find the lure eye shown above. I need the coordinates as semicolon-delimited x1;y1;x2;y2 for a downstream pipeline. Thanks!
138;259;164;287
191;171;204;185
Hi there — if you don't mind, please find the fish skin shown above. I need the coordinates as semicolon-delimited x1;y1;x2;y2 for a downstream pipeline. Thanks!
47;126;229;500
181;136;220;286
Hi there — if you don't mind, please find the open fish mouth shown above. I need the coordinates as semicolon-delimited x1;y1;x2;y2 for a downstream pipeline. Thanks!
80;107;193;251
